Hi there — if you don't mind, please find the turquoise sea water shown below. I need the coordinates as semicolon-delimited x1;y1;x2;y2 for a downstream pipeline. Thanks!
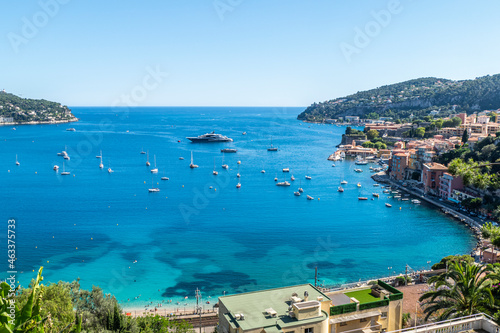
0;107;475;308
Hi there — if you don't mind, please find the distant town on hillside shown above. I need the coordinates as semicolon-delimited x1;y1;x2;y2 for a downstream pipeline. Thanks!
0;90;77;125
298;74;500;123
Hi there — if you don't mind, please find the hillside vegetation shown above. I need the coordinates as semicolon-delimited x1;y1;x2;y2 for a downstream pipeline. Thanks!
0;91;76;123
298;74;500;122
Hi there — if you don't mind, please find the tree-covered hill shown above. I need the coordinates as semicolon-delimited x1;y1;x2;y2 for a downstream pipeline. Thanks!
0;90;77;124
298;74;500;122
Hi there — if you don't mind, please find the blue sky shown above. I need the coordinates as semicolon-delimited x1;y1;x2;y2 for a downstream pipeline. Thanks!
2;0;500;107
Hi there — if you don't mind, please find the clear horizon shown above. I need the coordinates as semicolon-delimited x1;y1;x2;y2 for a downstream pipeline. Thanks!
2;0;500;107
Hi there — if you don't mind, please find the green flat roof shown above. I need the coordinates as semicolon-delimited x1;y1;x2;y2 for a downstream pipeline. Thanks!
220;284;330;331
344;289;380;304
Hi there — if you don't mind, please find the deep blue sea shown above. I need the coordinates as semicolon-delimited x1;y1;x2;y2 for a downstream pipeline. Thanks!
0;107;475;308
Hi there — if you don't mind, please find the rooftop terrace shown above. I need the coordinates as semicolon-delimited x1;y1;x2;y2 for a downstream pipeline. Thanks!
220;284;331;332
344;289;380;304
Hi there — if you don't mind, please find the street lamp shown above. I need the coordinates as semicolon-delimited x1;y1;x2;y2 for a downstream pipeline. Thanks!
195;288;202;333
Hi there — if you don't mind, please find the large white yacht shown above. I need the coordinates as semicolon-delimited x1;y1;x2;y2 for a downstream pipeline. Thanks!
187;132;233;142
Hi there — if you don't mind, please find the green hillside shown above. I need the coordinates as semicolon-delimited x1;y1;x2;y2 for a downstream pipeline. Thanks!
298;74;500;122
0;90;76;124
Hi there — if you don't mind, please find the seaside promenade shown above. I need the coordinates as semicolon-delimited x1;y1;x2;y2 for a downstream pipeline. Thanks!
372;171;485;257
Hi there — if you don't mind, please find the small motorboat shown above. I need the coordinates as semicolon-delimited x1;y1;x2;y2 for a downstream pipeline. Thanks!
386;203;392;207
276;181;290;186
373;184;380;187
179;157;184;160
338;186;344;192
53;165;59;171
221;149;237;153
305;175;312;180
236;183;241;188
161;177;169;180
307;195;314;200
341;180;348;185
331;164;335;167
298;188;304;193
148;188;160;193
290;175;295;181
261;170;265;173
282;168;289;172
358;197;368;200
357;183;361;187
294;191;301;196
373;193;379;197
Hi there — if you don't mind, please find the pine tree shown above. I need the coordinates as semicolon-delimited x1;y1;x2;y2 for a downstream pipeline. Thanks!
462;129;469;144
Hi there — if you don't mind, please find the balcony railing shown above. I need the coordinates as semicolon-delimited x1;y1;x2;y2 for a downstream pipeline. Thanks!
338;323;382;333
386;313;499;333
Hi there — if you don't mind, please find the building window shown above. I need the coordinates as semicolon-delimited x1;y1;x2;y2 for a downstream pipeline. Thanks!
304;328;314;333
381;312;387;318
360;318;368;322
340;322;348;327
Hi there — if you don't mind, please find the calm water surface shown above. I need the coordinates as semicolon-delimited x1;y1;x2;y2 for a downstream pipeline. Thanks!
0;107;475;307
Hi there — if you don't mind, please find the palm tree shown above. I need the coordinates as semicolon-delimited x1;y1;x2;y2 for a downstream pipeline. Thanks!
419;261;494;321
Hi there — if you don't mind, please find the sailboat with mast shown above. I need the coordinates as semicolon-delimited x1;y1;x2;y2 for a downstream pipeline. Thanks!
298;179;304;193
305;166;312;180
148;175;160;192
190;151;198;168
221;153;228;169
61;162;70;175
151;155;158;173
99;154;104;169
267;137;278;151
146;151;150;166
213;158;218;175
276;173;290;186
15;155;20;166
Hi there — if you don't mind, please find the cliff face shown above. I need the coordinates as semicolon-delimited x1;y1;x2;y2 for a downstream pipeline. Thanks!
298;74;500;122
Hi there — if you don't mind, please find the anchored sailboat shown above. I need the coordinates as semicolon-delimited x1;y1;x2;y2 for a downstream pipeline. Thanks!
151;155;158;173
190;151;198;168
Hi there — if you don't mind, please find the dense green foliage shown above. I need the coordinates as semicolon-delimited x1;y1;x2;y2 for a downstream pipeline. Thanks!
0;267;55;332
7;268;193;333
345;126;364;136
482;222;500;247
419;261;498;321
431;255;474;270
298;74;500;122
0;91;76;123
